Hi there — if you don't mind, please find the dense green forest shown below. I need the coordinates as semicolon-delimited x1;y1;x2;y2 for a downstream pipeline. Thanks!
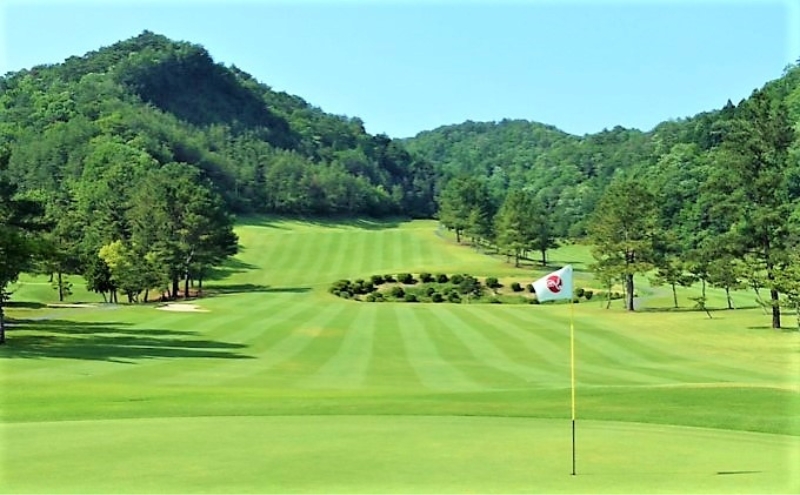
406;61;800;328
1;30;799;337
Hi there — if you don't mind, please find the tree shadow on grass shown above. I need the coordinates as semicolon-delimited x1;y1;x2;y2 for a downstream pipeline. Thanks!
204;258;260;281
236;215;406;230
638;305;761;314
0;319;253;363
5;301;47;309
202;284;312;297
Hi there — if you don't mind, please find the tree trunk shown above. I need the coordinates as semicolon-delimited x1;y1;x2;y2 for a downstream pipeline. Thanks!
0;302;5;345
172;274;180;300
455;228;462;243
725;287;733;310
671;282;678;308
770;287;781;329
143;288;149;304
625;274;634;311
184;273;190;300
540;248;547;266
514;250;520;268
57;271;64;302
198;276;203;296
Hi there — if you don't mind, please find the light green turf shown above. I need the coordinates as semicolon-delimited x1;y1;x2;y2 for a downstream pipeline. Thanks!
2;417;798;494
1;217;799;493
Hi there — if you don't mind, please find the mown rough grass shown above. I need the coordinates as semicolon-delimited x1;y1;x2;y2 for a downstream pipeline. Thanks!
1;217;798;493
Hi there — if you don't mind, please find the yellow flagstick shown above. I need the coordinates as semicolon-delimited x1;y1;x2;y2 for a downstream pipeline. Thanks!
570;294;577;476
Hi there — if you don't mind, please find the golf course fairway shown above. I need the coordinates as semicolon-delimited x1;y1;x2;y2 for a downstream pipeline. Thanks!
2;218;798;493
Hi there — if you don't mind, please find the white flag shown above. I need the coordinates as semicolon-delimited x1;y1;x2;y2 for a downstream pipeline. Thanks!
532;265;573;303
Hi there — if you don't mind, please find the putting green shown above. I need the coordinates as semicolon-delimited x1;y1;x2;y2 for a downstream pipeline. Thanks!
1;416;797;493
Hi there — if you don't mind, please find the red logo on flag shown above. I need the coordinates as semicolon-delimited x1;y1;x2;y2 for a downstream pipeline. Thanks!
546;275;562;293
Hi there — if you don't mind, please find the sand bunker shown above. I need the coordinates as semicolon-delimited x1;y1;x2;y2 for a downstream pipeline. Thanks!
156;303;209;313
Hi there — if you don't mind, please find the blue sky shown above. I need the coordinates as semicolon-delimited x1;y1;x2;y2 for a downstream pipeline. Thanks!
1;1;797;138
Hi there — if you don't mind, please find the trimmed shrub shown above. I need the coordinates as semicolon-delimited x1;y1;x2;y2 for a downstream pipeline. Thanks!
404;293;418;303
329;279;352;293
485;276;501;289
510;282;523;292
576;287;585;298
530;297;540;304
425;286;437;297
390;286;405;298
447;291;461;303
488;297;502;304
352;279;374;295
371;274;385;285
436;273;449;283
384;274;395;283
458;275;482;296
397;273;415;284
450;273;464;285
419;272;434;283
526;283;535;293
365;293;376;302
431;293;444;303
584;290;594;301
373;292;385;302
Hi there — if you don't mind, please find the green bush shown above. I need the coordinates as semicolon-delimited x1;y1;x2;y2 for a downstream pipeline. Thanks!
447;291;461;303
431;293;444;303
404;293;418;303
352;279;374;295
365;293;376;302
397;273;415;284
450;274;464;285
425;286;437;297
584;290;594;300
576;287;585;298
373;292;385;302
488;297;502;304
485;276;501;289
510;282;523;292
371;274;385;285
384;274;395;283
526;283;535;293
419;272;434;283
530;296;540;304
390;286;405;298
329;279;352;294
436;273;449;283
458;275;482;296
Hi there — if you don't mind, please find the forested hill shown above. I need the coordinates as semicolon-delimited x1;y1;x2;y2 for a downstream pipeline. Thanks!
0;30;437;218
404;120;653;236
405;64;800;236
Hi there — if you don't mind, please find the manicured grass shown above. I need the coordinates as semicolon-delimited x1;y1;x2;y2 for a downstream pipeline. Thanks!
1;217;798;493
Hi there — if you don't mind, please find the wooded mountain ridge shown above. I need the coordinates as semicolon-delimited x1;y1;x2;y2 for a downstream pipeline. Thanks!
2;31;798;227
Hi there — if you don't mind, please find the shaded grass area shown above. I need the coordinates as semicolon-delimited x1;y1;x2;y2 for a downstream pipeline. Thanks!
1;319;251;363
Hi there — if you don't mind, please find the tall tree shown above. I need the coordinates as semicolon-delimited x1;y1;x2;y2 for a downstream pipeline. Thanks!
495;189;535;267
588;177;660;311
0;170;44;344
705;90;796;328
